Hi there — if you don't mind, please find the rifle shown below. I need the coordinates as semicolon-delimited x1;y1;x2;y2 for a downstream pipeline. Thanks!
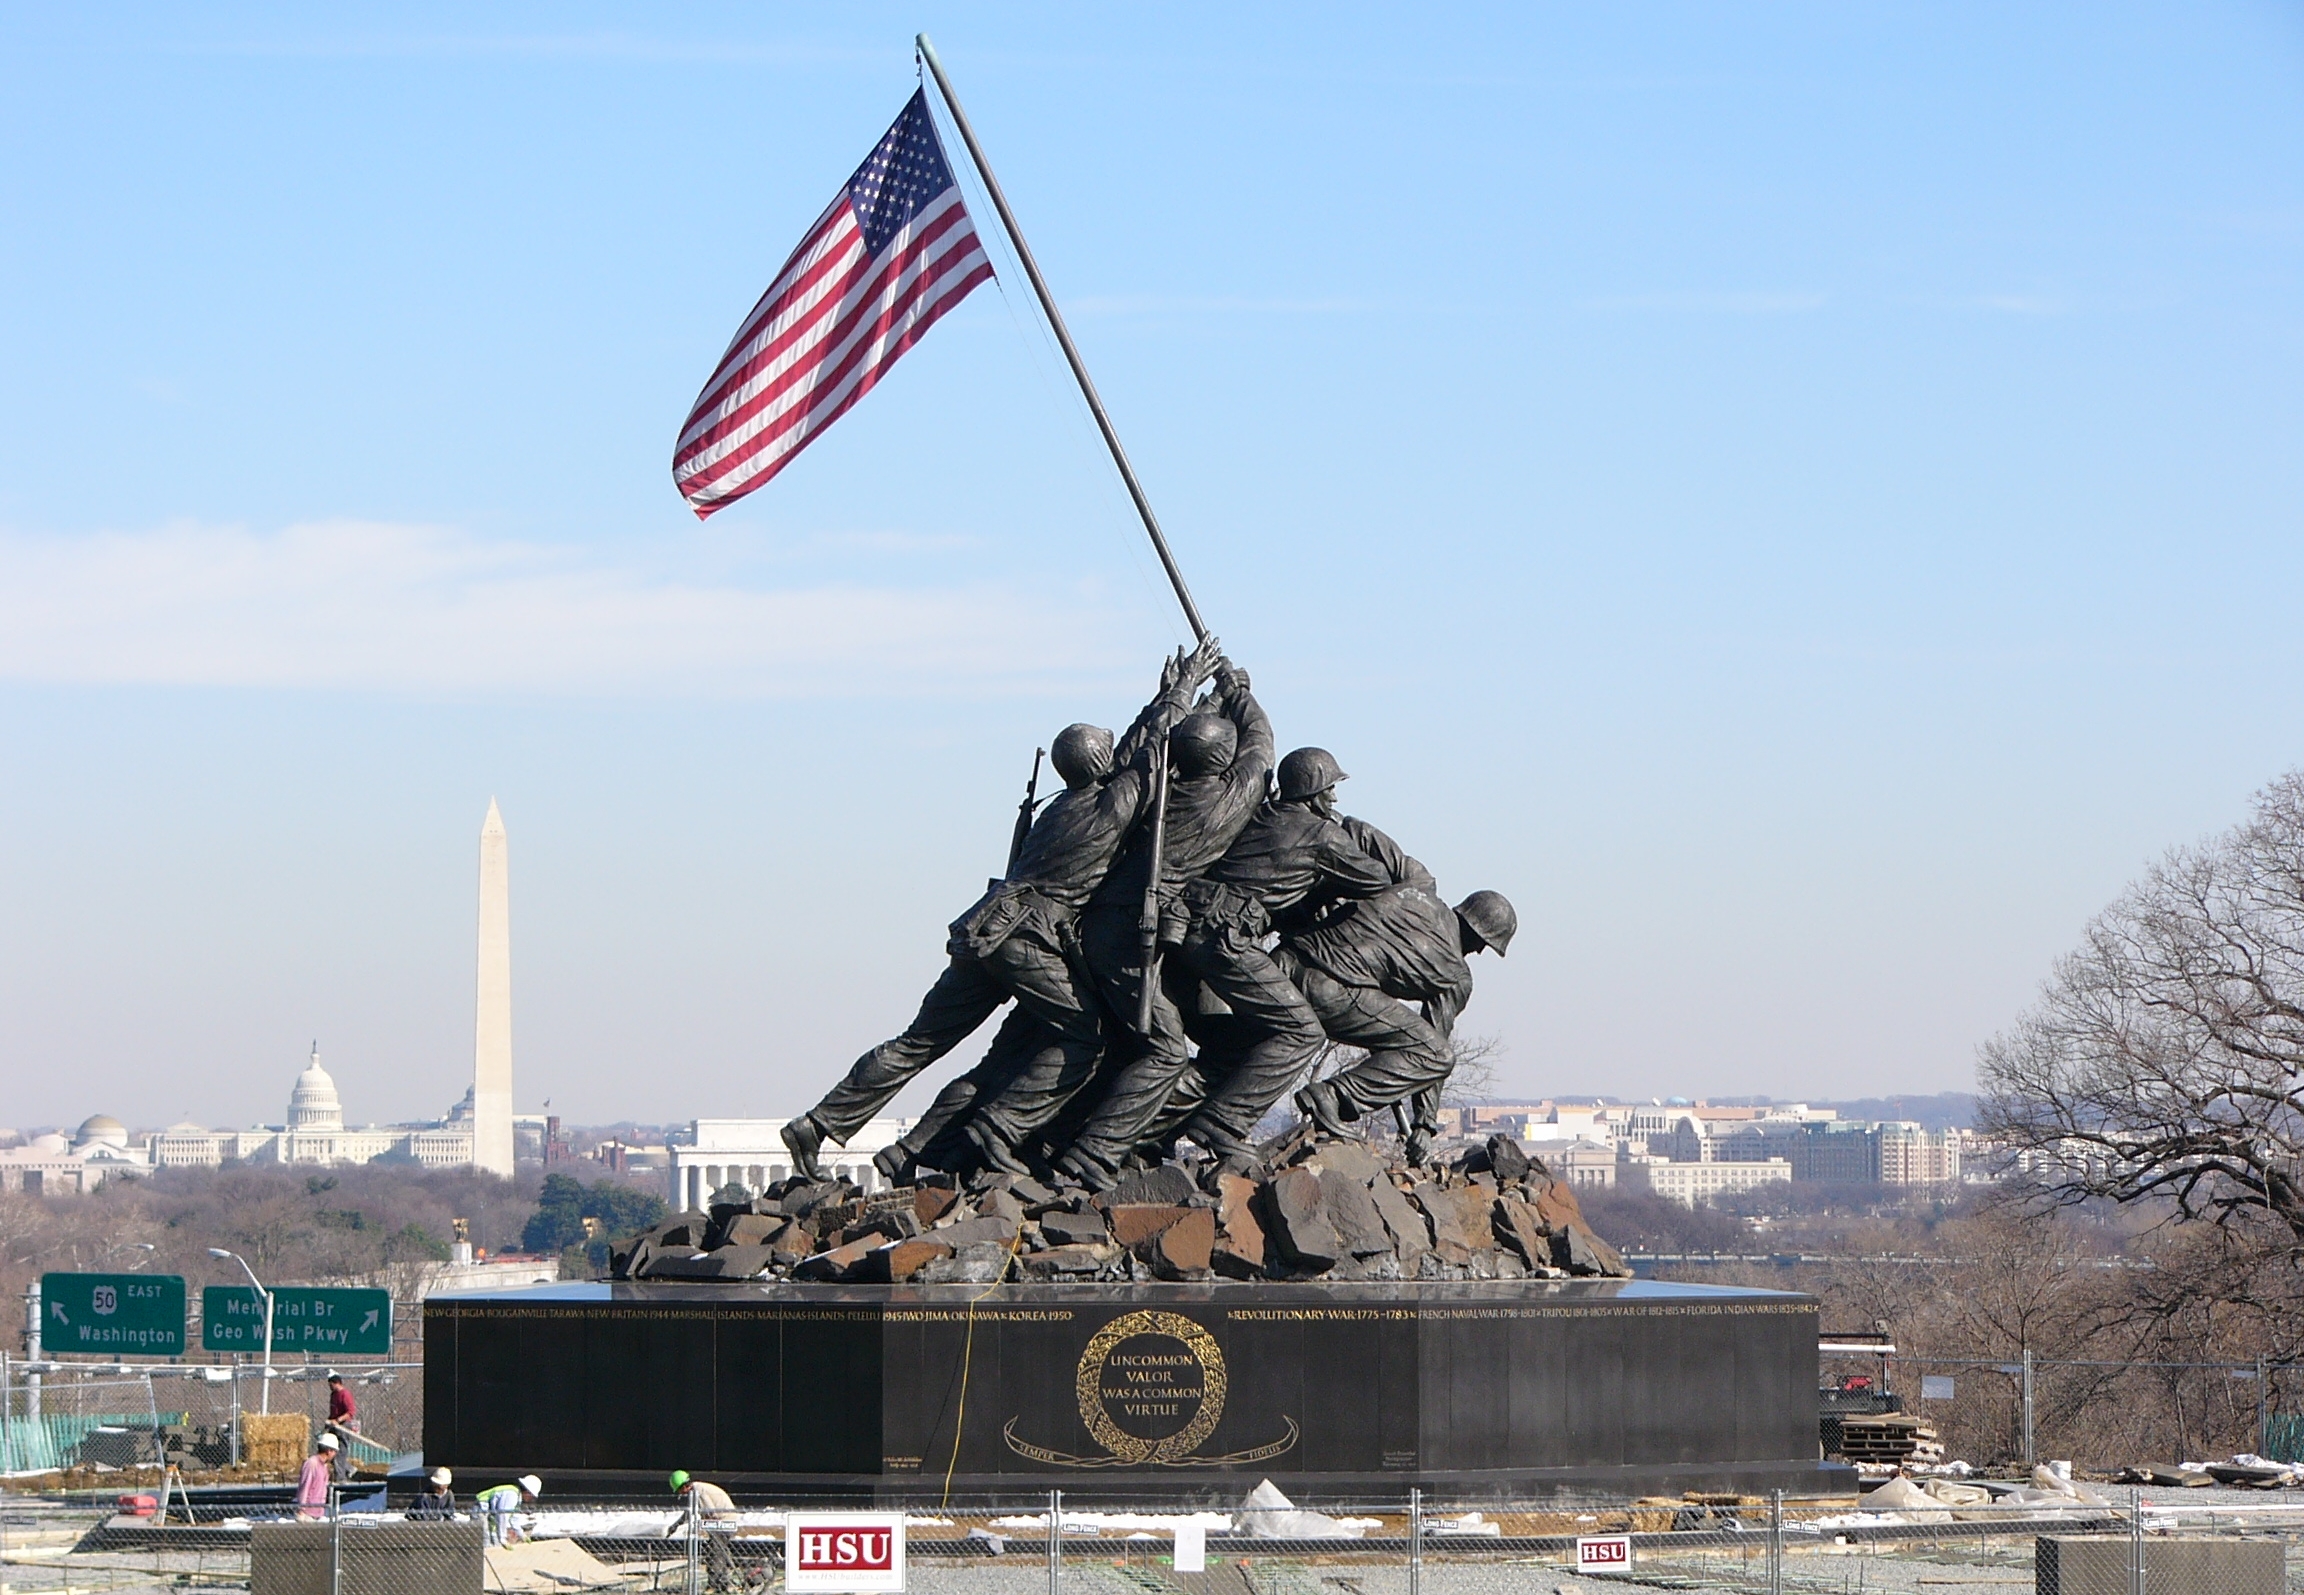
1136;741;1172;1034
1006;747;1045;874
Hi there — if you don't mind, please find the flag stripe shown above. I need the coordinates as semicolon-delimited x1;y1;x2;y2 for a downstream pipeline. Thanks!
675;202;986;491
674;193;977;476
686;251;993;508
672;91;992;518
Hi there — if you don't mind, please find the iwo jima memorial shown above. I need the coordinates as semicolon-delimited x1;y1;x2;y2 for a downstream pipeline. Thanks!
427;37;1845;1503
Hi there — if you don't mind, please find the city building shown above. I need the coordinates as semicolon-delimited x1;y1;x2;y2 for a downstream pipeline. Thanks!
1522;1137;1620;1189
0;1116;152;1194
667;1118;918;1209
1621;1155;1792;1204
148;1048;477;1170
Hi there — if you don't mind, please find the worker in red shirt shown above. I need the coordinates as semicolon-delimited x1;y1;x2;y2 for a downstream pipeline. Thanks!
324;1373;360;1477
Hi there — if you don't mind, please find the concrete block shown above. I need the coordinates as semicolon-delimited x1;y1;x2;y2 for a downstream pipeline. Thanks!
882;1239;953;1282
1318;1169;1394;1258
1366;1176;1430;1265
791;1237;876;1281
254;1521;482;1595
1415;1183;1490;1263
1485;1135;1530;1182
1150;1207;1215;1275
933;1214;1019;1249
1267;1167;1343;1267
1214;1172;1266;1275
1311;1139;1385;1183
1104;1164;1198;1208
1491;1194;1551;1269
914;1186;962;1227
2036;1536;2283;1595
1107;1204;1191;1248
725;1213;782;1247
1038;1210;1110;1247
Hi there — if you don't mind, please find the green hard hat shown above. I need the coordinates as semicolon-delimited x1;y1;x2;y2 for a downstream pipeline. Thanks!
669;1470;690;1492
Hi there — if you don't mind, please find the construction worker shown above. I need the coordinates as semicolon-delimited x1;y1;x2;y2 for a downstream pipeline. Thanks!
296;1433;338;1519
408;1466;456;1520
671;1470;741;1590
474;1475;541;1546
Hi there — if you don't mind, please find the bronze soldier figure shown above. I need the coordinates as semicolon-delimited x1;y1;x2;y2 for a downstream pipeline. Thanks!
780;641;1220;1182
1150;747;1400;1164
1289;886;1518;1157
1051;664;1274;1187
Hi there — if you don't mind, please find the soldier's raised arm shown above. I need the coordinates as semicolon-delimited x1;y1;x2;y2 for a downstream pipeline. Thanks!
1210;660;1275;797
1339;815;1438;894
1113;638;1219;771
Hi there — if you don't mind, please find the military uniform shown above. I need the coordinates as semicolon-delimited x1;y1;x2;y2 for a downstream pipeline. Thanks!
1285;882;1472;1121
803;667;1200;1148
1160;799;1398;1155
1057;685;1274;1180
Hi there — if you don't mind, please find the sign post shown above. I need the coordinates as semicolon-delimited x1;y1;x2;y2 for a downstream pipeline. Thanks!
200;1286;392;1356
38;1273;187;1357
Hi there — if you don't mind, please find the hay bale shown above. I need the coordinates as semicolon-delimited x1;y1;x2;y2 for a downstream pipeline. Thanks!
240;1412;310;1471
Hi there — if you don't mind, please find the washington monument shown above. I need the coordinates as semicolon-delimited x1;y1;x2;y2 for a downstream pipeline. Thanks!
472;798;514;1177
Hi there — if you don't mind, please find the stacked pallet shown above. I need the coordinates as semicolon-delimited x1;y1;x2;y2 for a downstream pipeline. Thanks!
1838;1413;1945;1467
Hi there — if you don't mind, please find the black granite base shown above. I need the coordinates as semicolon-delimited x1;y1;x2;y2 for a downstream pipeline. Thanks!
424;1279;1850;1503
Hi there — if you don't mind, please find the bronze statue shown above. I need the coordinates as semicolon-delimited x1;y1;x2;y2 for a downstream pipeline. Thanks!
780;641;1218;1182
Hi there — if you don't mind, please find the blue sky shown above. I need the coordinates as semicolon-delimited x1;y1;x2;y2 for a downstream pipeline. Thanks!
2;4;2299;1133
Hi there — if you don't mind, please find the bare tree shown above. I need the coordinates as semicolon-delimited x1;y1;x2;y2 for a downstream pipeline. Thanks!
1439;1033;1505;1107
1978;772;2304;1250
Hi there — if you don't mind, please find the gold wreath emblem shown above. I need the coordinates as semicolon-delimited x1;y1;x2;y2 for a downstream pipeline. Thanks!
1074;1310;1226;1464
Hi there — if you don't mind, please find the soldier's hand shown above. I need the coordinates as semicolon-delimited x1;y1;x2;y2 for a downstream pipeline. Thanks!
1159;648;1188;692
1188;635;1224;683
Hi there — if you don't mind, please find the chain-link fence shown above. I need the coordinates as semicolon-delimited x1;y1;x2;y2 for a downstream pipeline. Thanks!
6;1486;2299;1595
1844;1357;2304;1473
0;1362;420;1476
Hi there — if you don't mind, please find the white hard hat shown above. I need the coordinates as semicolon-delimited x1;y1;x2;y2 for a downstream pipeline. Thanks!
518;1475;542;1496
318;1434;340;1450
431;1468;452;1487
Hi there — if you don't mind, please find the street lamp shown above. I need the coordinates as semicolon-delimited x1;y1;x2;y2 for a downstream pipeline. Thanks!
208;1248;274;1415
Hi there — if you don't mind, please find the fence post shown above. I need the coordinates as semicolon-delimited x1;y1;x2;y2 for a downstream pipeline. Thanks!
2256;1357;2268;1457
685;1489;700;1595
2020;1349;2035;1465
231;1364;241;1467
1768;1489;1783;1595
329;1483;343;1595
1048;1489;1062;1595
1408;1487;1422;1595
2128;1486;2143;1595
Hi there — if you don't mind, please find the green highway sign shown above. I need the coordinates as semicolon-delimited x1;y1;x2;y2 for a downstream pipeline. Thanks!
40;1272;187;1357
201;1285;393;1355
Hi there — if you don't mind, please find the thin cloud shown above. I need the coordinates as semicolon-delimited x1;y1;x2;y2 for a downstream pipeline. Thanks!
1581;291;1827;314
1064;294;1378;318
0;521;1129;699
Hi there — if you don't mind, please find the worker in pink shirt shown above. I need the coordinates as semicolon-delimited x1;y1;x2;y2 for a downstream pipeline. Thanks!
297;1433;339;1518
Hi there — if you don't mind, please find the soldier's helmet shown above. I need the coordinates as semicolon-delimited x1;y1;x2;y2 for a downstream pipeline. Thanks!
1455;890;1518;957
1277;747;1348;801
1050;723;1115;786
1169;713;1238;778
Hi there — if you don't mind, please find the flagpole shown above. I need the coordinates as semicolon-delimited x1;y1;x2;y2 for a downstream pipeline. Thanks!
916;33;1210;644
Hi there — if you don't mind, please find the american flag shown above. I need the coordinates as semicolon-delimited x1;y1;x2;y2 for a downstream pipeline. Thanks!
672;90;994;517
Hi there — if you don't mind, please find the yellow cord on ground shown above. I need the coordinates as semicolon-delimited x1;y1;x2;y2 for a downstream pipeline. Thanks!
939;1227;1023;1510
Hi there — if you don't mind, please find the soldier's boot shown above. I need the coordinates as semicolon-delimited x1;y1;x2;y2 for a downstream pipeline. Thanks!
780;1113;828;1183
966;1124;1033;1178
1294;1079;1353;1139
1053;1144;1120;1192
871;1143;913;1187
